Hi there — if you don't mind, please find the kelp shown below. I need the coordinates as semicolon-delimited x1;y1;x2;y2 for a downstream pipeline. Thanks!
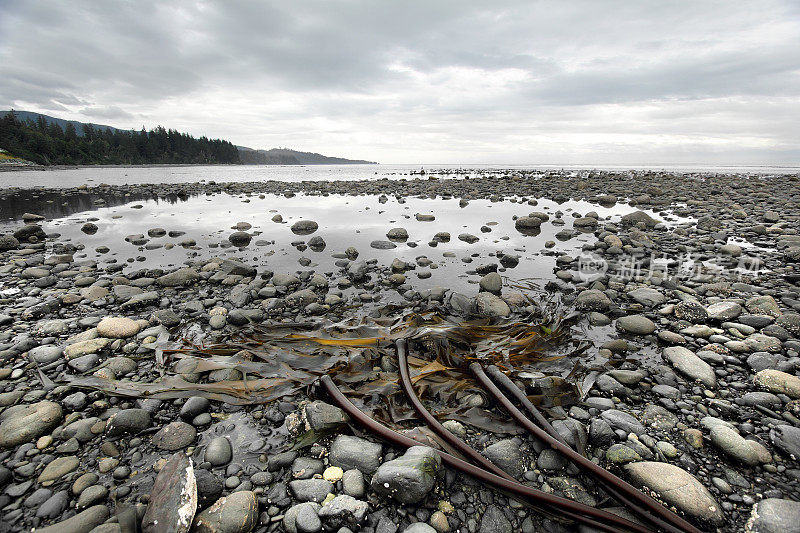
62;299;602;433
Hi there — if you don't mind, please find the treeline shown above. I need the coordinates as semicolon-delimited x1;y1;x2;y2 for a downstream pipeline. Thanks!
0;111;240;165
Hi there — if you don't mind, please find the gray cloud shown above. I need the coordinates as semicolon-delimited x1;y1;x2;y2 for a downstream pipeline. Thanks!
0;0;798;164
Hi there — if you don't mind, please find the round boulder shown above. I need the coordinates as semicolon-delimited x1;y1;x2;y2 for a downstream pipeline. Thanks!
97;317;141;339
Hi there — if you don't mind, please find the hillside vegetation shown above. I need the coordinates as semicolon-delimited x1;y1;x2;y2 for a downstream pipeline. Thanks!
0;111;240;165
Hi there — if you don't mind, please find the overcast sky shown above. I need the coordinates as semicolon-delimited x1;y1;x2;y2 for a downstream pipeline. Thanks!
1;1;799;165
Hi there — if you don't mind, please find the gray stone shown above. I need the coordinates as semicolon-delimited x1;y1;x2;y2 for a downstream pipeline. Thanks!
621;211;658;228
745;295;781;318
616;315;656;335
205;437;233;466
710;425;761;466
158;268;200;287
106;408;151;437
624;462;723;524
403;525;437;533
371;446;440;504
663;346;716;388
193;491;259;533
290;479;334;503
283;503;322;533
746;498;800;533
330;435;382;474
342;469;365;498
475;292;510;317
291;220;319;235
28;345;64;364
707;301;743;321
576;289;612;311
478;505;512;533
754;369;800;398
600;409;645;435
479;272;502;294
770;425;800;459
627;288;665;307
0;401;63;448
482;439;525;478
153;421;197;450
35;505;110;533
305;401;348;431
317;495;369;531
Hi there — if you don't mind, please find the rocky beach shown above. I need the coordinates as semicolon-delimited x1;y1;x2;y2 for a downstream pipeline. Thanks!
1;168;800;533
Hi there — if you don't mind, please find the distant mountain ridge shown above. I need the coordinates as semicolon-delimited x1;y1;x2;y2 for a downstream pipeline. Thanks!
237;146;376;165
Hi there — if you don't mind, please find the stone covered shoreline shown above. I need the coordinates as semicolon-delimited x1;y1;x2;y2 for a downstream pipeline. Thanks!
1;170;800;532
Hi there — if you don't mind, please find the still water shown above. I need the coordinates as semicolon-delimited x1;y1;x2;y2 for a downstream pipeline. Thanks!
0;189;687;295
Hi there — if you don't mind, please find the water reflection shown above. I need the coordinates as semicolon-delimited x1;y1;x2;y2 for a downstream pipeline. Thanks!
2;192;689;295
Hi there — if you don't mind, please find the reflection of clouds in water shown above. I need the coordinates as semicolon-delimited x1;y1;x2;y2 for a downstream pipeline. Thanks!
40;193;687;293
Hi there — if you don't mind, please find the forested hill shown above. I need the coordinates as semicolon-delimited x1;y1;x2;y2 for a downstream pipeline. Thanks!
0;110;240;165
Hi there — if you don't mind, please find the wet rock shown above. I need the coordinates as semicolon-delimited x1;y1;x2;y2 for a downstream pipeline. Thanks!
283;502;322;533
621;211;658;228
304;401;348;431
106;408;151;437
370;240;397;250
142;454;198;533
330;435;382;474
576;289;611;311
616;315;656;335
475;292;510;317
153;421;197;450
371;446;440;504
663;346;716;388
478;505;512;533
291;220;319;235
710;425;761;466
746;498;800;533
35;505;110;533
220;259;256;277
405;525;437;533
770;425;800;458
158;267;200;287
707;301;743;321
627;288;665;307
205;436;233;466
0;400;62;448
600;409;645;435
317;495;369;531
194;491;258;533
482;439;525;478
674;300;708;323
754;369;800;398
387;228;409;241
745;295;781;318
479;272;502;294
289;479;334;503
0;232;20;250
28;345;64;364
624;462;723;524
228;231;252;246
342;469;365;498
38;456;79;485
